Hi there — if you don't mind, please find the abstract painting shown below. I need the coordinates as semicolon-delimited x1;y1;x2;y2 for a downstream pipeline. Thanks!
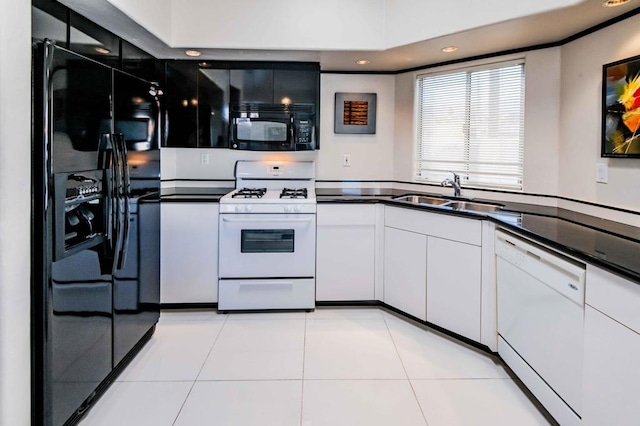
603;55;640;157
334;93;377;134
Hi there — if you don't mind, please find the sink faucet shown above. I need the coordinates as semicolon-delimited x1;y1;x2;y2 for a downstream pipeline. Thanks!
441;172;462;197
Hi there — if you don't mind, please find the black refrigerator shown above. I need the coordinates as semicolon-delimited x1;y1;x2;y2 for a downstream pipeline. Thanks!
32;41;161;426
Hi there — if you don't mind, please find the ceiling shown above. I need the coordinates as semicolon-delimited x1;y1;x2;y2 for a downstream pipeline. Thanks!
58;0;640;71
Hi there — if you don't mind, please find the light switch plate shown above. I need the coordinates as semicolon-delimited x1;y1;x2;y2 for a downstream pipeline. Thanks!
200;153;210;165
343;154;351;167
596;163;608;183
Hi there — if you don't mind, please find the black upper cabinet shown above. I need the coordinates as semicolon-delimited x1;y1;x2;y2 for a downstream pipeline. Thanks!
230;69;274;104
274;69;319;105
121;41;157;83
230;67;320;106
68;11;120;68
198;68;230;148
161;61;320;148
165;62;198;147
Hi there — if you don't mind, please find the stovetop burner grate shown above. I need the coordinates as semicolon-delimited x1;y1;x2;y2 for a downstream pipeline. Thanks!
232;187;267;198
280;188;308;199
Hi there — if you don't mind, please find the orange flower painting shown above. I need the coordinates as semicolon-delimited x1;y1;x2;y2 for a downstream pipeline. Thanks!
603;57;640;156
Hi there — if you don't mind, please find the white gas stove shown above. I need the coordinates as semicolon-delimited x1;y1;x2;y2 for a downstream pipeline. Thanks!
218;161;317;312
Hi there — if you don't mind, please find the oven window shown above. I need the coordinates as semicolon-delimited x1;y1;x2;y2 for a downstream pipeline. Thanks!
241;229;294;253
237;120;288;142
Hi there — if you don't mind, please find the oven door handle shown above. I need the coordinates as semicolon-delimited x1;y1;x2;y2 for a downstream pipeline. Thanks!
221;217;314;223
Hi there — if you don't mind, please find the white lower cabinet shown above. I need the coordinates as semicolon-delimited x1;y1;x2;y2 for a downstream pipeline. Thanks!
427;236;481;341
383;206;482;336
582;265;640;426
160;202;219;304
316;205;376;301
583;305;640;426
383;226;427;320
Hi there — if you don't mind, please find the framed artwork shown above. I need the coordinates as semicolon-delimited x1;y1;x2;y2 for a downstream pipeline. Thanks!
602;54;640;157
334;92;377;134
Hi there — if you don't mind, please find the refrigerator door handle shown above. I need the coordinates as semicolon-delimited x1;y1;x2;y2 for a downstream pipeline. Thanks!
111;133;124;269
115;133;130;271
100;133;117;256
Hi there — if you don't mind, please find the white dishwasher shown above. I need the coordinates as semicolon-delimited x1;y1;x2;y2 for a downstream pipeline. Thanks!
496;230;585;426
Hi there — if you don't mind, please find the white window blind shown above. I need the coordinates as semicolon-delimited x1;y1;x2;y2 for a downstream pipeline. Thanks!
416;62;525;191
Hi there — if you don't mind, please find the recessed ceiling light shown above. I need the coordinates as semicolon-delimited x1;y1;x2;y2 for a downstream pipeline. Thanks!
441;46;458;53
185;50;201;57
602;0;631;6
355;59;370;65
94;47;110;55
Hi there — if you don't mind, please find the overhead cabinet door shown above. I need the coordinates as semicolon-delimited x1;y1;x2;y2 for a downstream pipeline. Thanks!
230;69;273;104
273;69;319;104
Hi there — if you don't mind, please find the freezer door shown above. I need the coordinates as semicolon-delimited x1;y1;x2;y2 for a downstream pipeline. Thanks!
50;249;113;426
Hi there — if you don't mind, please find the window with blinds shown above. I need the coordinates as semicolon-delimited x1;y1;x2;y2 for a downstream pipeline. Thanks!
415;61;525;191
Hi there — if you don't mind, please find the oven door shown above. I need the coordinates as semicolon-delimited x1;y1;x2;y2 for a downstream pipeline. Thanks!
219;213;316;278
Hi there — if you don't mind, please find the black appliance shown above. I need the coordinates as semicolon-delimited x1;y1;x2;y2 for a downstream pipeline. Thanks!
32;41;161;426
229;104;316;151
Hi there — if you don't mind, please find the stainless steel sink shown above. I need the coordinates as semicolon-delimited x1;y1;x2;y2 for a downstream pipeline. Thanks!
393;195;451;206
393;194;504;213
447;201;503;212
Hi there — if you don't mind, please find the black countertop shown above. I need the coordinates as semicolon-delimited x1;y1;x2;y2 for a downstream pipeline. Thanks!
161;187;231;202
162;186;640;283
316;188;640;284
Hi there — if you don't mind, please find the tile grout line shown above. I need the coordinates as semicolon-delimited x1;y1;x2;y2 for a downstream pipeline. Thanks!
171;313;230;426
382;312;431;426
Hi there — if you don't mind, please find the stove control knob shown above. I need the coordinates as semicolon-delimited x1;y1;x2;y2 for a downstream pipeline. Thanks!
235;205;243;212
245;205;253;212
284;206;292;213
294;205;302;213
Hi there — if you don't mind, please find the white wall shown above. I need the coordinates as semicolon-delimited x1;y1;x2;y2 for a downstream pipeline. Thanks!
316;74;396;181
559;13;640;212
106;0;173;45
106;0;582;51
0;1;32;425
170;0;385;50
162;73;396;182
393;48;562;196
384;0;582;49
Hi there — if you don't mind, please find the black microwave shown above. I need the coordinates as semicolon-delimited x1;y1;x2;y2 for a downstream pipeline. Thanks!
229;104;316;151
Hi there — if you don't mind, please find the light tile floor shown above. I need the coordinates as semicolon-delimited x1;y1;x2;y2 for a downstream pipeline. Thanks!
80;307;552;426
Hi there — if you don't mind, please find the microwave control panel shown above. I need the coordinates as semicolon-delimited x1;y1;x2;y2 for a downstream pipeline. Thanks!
296;120;313;144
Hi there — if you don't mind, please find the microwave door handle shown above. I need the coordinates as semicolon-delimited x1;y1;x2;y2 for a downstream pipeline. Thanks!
290;115;295;145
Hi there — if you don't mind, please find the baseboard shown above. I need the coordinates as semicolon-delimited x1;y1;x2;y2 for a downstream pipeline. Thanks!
160;302;219;310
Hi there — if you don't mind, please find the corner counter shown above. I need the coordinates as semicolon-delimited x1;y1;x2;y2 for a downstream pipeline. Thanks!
316;188;640;284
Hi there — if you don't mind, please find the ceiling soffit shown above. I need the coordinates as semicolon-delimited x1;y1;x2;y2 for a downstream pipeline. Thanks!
106;0;585;50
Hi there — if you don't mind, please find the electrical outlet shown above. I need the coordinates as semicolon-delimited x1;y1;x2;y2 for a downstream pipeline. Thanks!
200;153;210;165
343;154;351;167
596;163;608;183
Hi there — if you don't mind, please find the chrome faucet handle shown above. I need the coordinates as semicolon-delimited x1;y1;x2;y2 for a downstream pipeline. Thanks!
443;172;462;197
450;171;460;185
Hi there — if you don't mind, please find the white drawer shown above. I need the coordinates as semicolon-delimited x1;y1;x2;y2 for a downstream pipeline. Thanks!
384;206;481;246
317;204;376;226
586;265;640;334
218;278;315;311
